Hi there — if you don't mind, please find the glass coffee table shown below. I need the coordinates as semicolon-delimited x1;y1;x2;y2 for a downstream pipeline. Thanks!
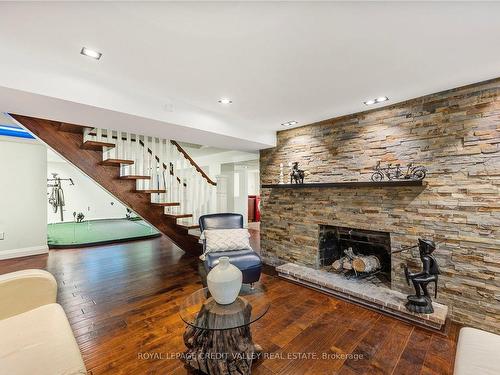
179;283;270;375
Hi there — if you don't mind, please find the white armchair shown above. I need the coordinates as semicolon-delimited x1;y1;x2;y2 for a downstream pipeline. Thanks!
0;269;57;320
0;269;87;375
454;327;500;375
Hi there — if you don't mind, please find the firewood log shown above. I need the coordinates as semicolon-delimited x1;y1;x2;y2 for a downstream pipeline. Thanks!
332;259;344;271
352;255;381;273
342;258;353;270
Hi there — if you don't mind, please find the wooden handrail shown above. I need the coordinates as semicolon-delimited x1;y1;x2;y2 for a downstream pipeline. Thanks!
171;141;217;186
88;131;216;186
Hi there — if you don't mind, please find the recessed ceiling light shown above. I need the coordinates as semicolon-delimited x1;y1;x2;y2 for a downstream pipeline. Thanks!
364;96;389;106
80;47;102;60
218;98;232;104
281;121;298;127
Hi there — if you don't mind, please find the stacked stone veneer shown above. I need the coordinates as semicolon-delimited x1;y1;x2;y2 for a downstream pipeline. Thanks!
260;78;500;334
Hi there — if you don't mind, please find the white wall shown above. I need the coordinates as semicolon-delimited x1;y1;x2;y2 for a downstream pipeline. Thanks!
47;149;128;223
0;136;48;259
190;150;258;181
219;163;250;225
220;163;236;213
247;170;260;196
234;167;249;226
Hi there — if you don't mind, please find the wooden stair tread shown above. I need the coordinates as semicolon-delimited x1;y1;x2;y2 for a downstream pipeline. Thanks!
134;189;166;194
178;223;200;230
59;123;90;134
164;213;193;219
101;159;134;166
188;228;202;238
119;175;151;180
151;202;180;207
177;218;199;229
82;140;115;150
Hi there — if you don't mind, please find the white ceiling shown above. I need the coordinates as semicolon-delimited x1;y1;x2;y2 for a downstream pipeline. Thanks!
0;2;499;151
177;142;231;158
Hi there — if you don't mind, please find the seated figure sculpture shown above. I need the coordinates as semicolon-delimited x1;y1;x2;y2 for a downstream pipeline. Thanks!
404;238;440;314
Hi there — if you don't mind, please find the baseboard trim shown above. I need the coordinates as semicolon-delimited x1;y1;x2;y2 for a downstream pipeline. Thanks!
0;245;49;260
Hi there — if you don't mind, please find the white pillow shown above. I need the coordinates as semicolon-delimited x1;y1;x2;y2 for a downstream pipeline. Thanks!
199;228;251;260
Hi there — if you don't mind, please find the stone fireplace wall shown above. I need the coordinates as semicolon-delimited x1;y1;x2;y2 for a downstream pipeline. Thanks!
260;78;500;333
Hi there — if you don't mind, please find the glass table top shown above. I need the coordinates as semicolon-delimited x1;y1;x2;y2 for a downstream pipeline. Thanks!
179;283;270;331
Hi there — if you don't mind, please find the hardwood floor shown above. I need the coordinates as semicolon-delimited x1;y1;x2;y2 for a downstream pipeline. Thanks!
0;234;459;375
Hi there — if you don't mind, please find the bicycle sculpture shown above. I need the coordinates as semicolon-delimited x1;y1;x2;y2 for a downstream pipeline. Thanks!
47;173;74;222
371;161;427;182
290;162;305;184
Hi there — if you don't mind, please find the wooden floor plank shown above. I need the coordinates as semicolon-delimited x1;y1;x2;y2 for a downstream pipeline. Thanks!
392;328;433;375
359;320;414;375
339;315;398;374
0;233;459;374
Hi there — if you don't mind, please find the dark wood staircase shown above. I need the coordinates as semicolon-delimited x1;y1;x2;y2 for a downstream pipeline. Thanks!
12;114;203;254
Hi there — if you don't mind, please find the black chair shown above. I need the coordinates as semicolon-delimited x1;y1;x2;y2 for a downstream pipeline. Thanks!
199;213;262;285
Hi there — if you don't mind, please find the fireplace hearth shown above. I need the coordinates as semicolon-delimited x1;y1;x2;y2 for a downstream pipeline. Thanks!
319;225;391;284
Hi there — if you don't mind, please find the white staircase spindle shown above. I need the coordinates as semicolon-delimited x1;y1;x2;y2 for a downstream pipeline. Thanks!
111;129;118;160
146;136;152;191
165;141;172;201
88;126;217;220
135;135;142;190
201;182;206;217
185;167;192;215
125;133;131;174
185;162;191;213
96;128;102;142
204;183;210;215
133;134;138;188
141;135;148;190
116;131;124;174
174;158;180;213
169;154;177;213
171;145;179;209
165;142;170;205
210;184;215;214
190;167;197;219
115;131;120;160
106;129;113;158
183;159;189;212
156;138;161;192
96;128;104;158
190;173;196;222
193;168;199;220
180;158;186;212
144;136;149;180
158;139;166;203
151;138;158;201
149;137;154;191
83;127;92;144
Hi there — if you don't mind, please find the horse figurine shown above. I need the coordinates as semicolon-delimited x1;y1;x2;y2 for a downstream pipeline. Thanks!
290;162;305;184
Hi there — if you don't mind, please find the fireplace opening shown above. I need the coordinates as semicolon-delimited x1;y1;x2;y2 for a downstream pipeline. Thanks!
319;225;391;284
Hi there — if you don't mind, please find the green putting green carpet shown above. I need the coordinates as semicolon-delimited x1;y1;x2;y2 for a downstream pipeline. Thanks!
47;218;160;248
